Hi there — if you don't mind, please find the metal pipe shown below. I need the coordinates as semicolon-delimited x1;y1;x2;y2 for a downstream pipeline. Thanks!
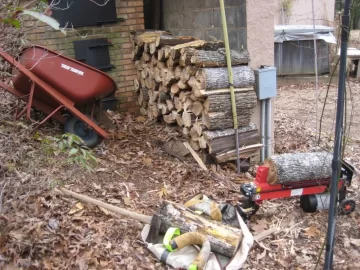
219;0;241;174
266;98;272;158
324;0;351;268
260;99;266;162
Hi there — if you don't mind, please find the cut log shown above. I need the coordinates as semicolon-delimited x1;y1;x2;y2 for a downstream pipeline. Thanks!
191;49;250;67
193;121;205;136
202;111;253;130
189;140;200;151
190;125;200;141
166;57;179;67
183;98;194;112
155;35;196;47
177;80;190;90
157;102;169;115
151;54;158;65
159;83;170;93
214;144;263;163
195;66;255;90
142;51;151;62
159;91;171;102
176;113;184;126
179;91;191;102
174;66;183;80
180;48;196;66
198;136;207;149
182;111;196;128
203;124;260;154
140;107;147;116
264;152;333;185
149;43;157;54
174;96;183;112
183;127;190;136
163;114;176;124
134;30;170;45
192;101;204;117
181;66;196;83
166;99;174;111
171;110;179;120
158;203;242;258
134;78;140;91
138;88;149;107
203;90;257;113
170;83;180;94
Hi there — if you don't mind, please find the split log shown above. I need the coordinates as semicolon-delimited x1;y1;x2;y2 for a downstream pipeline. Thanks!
140;107;147;116
183;98;194;112
177;80;190;90
180;48;196;66
182;111;196;128
174;96;183;112
138;88;149;107
158;91;171;102
193;121;205;137
170;83;180;94
179;91;191;102
155;35;196;47
190;126;200;141
166;57;179;67
191;49;250;67
198;136;207;149
192;101;204;117
183;127;190;136
176;113;184;126
149;43;157;54
214;144;263;163
158;102;169;115
174;66;183;80
195;66;255;90
264;152;333;185
203;124;260;154
142;51;151;62
134;78;140;91
166;99;174;111
189;140;200;151
163;114;176;124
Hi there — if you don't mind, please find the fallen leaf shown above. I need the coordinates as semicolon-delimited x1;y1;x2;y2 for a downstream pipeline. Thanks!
251;219;268;233
105;241;112;249
136;116;147;122
304;226;320;238
143;157;153;166
96;168;107;172
158;187;168;199
107;198;121;204
98;206;110;215
92;183;101;190
123;197;132;206
256;249;266;261
69;202;84;215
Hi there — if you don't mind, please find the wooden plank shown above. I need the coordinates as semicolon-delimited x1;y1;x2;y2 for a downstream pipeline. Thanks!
183;142;208;171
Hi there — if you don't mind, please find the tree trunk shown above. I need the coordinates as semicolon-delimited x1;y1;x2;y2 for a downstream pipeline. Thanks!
203;90;257;113
195;66;255;90
202;110;253;130
264;152;333;185
191;49;250;67
203;124;260;154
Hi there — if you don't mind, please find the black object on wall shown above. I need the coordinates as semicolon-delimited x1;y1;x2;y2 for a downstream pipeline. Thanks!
50;0;119;28
74;39;114;72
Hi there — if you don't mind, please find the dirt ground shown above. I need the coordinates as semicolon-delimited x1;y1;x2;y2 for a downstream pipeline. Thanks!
0;80;360;269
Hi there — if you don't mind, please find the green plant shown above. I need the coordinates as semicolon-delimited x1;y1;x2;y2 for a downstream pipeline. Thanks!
35;132;98;172
55;133;98;172
280;0;294;24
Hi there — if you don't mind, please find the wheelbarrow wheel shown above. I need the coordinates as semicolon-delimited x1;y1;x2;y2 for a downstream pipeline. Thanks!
64;115;100;148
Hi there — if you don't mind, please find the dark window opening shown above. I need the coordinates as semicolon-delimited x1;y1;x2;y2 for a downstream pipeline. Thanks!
49;0;118;28
74;39;114;72
143;0;162;29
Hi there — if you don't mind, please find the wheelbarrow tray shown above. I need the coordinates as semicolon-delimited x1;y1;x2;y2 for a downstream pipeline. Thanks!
13;46;116;105
0;49;109;139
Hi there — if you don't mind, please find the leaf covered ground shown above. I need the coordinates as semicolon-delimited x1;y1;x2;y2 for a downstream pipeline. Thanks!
0;80;360;269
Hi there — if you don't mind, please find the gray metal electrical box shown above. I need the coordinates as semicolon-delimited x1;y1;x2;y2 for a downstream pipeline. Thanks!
254;67;277;100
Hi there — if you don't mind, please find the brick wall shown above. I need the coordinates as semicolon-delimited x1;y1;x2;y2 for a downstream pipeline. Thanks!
162;0;247;50
24;0;144;113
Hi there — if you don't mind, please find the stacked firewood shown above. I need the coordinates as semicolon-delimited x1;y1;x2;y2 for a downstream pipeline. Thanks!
130;31;262;163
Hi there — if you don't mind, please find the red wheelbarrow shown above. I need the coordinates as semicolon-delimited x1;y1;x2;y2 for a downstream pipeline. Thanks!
0;45;117;147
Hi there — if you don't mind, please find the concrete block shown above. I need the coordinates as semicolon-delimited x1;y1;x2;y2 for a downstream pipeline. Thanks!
163;0;185;13
184;0;205;10
205;28;247;50
212;6;246;29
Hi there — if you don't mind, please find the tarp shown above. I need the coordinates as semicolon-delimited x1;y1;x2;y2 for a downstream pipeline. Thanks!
274;25;336;44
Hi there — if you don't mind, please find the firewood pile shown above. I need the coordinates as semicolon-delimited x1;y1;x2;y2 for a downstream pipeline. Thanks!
130;31;261;163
